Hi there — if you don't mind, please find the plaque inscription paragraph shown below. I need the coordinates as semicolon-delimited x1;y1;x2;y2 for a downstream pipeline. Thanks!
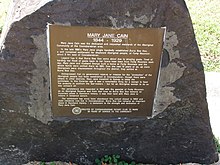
48;25;165;118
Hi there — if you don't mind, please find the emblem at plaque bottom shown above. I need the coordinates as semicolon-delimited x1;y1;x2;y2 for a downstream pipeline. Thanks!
72;107;82;115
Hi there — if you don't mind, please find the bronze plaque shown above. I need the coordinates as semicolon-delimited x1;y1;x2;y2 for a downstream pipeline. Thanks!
48;25;165;119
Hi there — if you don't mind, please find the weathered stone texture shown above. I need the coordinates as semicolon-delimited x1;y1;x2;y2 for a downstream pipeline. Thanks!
0;0;218;164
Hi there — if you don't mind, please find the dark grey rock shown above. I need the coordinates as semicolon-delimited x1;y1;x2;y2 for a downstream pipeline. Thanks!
0;0;218;164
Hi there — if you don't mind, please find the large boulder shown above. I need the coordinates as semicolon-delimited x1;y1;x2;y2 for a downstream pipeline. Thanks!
0;0;218;164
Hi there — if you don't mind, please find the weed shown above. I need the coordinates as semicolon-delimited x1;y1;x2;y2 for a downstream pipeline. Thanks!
95;155;140;165
214;137;220;153
40;162;56;165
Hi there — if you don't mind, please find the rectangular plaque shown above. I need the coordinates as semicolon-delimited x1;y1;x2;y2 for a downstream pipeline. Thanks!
48;25;165;118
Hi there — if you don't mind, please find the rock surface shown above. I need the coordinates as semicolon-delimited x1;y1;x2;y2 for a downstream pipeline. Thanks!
0;0;218;164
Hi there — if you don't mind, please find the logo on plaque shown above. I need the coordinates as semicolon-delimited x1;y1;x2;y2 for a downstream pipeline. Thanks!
48;25;165;118
72;107;82;115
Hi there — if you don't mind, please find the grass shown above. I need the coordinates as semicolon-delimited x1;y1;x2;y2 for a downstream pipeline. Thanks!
0;0;10;33
185;0;220;72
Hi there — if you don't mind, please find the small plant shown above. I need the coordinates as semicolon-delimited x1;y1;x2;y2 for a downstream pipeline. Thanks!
95;155;140;165
40;162;56;165
214;137;220;153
